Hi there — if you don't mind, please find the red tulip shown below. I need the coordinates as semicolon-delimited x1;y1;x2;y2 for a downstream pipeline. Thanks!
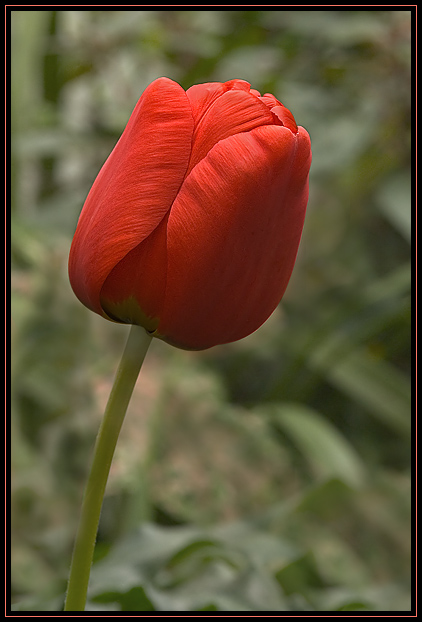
68;78;311;350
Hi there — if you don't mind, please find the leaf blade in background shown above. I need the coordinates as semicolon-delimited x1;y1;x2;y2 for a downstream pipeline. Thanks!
309;345;411;436
263;403;366;487
376;172;412;242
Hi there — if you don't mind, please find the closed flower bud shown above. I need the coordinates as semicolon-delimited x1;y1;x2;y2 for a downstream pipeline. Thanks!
68;78;311;350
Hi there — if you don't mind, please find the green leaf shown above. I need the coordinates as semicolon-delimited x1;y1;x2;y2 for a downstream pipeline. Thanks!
165;539;224;570
265;403;366;487
310;345;411;436
158;538;241;589
376;172;411;242
296;478;355;520
275;552;327;596
337;601;372;611
363;262;411;304
198;603;219;610
92;586;155;612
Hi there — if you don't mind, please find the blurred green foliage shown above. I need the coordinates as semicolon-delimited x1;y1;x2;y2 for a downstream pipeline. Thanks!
10;9;412;612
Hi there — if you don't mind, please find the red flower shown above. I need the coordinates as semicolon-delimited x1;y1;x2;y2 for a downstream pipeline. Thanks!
68;78;311;350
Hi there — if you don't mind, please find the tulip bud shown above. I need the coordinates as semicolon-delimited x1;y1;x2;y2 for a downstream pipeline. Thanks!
69;78;311;350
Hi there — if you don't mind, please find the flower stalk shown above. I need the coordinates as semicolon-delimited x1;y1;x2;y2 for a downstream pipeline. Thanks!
64;325;152;611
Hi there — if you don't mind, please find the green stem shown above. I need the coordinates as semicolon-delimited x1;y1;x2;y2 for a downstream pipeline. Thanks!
64;325;152;611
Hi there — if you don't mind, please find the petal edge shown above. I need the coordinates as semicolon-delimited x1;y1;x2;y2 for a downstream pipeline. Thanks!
69;77;194;316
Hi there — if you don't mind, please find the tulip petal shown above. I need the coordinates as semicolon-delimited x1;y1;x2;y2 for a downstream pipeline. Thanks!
185;82;227;120
258;94;298;132
186;85;275;175
100;213;169;330
68;77;194;316
157;125;311;349
270;105;298;133
185;79;251;122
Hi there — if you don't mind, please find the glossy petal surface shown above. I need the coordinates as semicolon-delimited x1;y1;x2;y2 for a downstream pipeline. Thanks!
68;78;311;350
188;89;273;172
157;124;311;349
186;80;274;174
68;78;194;315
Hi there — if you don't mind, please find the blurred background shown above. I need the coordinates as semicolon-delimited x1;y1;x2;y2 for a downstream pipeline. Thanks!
10;9;412;612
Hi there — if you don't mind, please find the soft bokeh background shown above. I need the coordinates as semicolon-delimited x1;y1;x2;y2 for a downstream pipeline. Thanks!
10;9;412;612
